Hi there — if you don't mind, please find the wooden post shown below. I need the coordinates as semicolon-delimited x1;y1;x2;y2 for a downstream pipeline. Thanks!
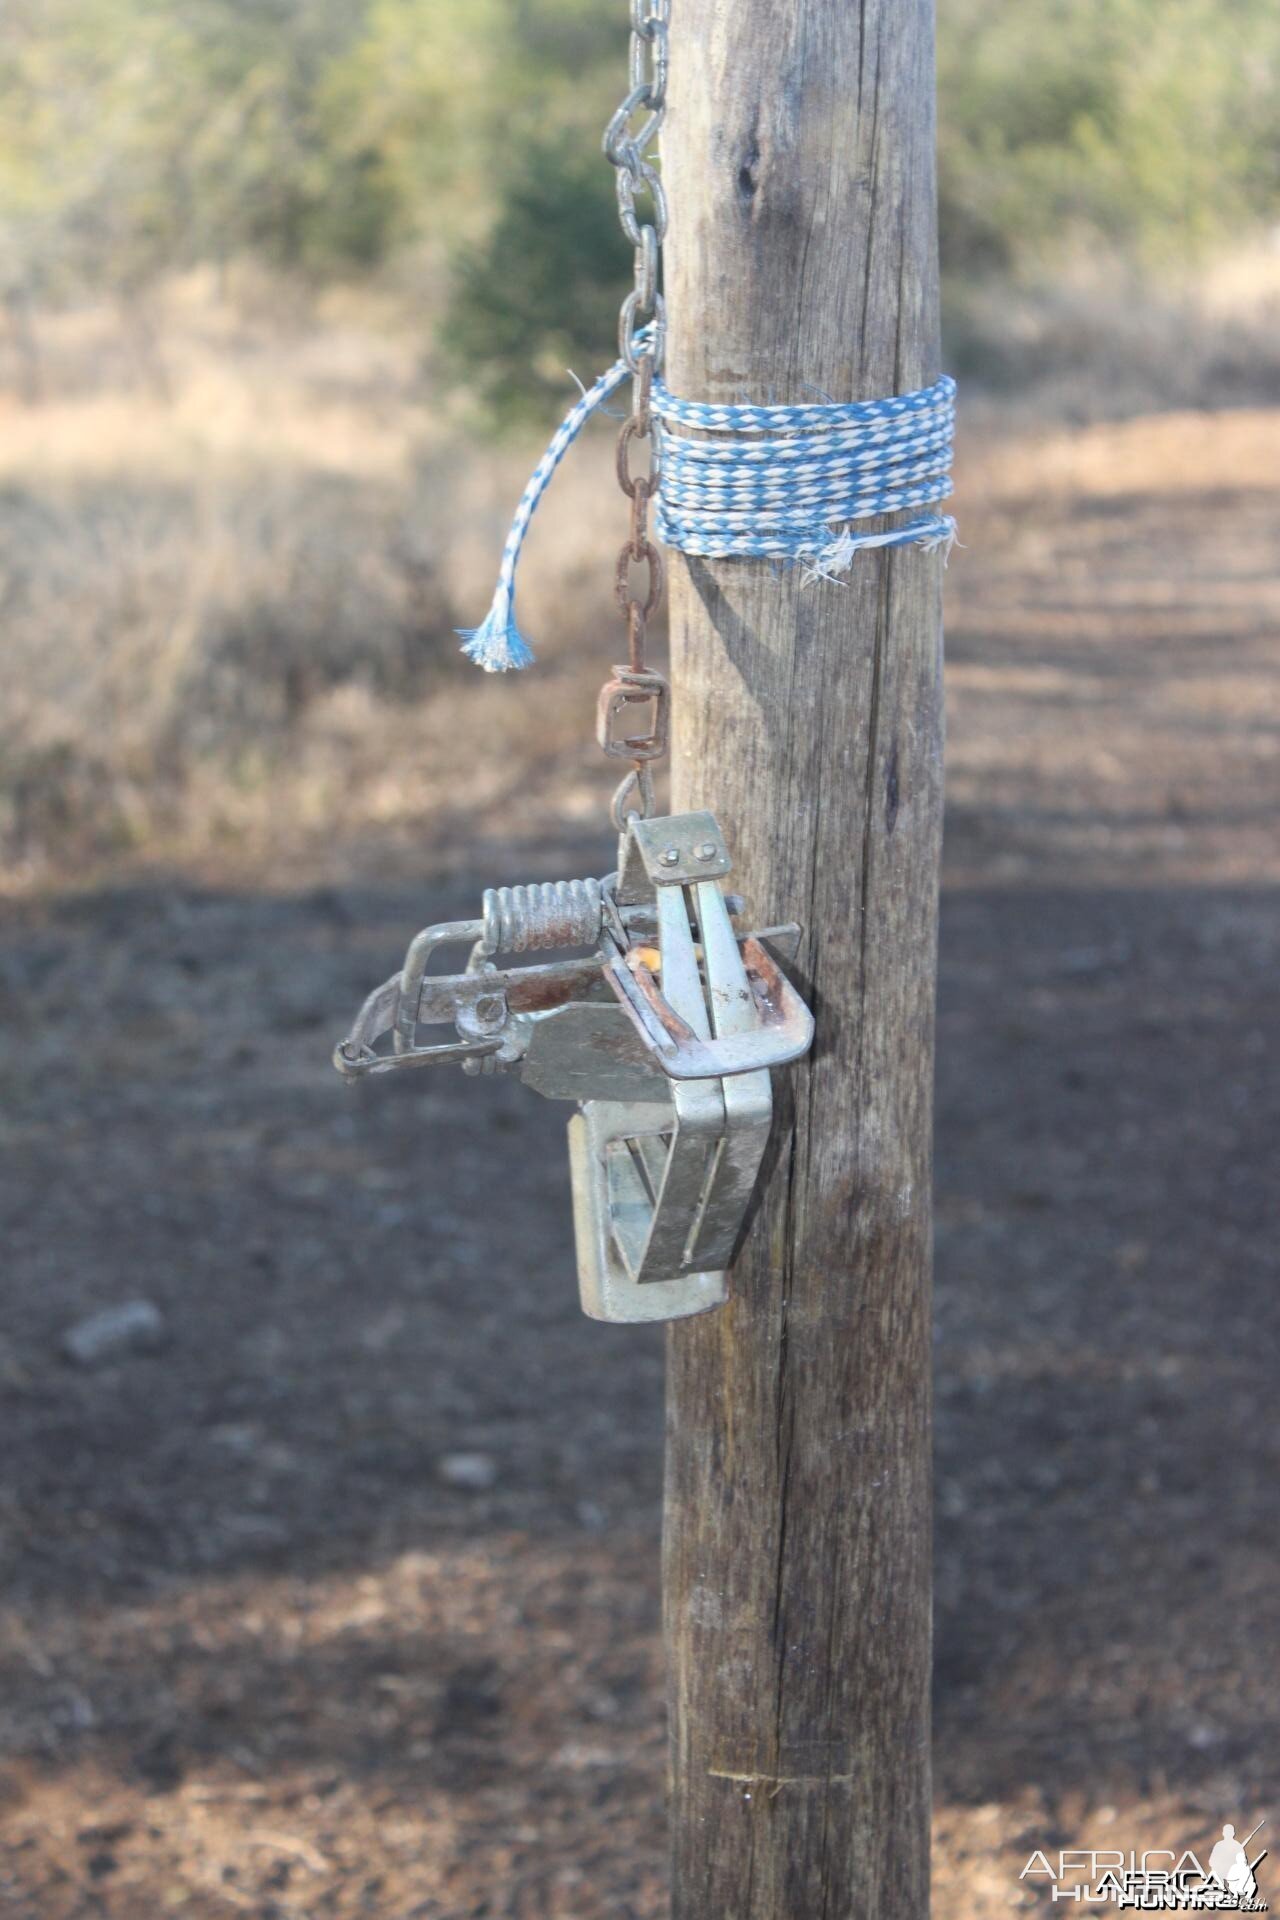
661;4;943;1917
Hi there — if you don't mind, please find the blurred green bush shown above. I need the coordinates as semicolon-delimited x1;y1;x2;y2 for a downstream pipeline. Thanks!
1;0;1277;418
938;0;1279;273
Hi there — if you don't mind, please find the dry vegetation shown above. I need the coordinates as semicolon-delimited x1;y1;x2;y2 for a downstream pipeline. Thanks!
3;248;1279;889
0;272;636;887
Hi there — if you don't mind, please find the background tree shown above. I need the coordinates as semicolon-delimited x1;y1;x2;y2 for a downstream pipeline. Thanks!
0;0;1277;420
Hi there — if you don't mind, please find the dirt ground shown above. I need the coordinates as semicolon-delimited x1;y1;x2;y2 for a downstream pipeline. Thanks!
1;402;1278;1916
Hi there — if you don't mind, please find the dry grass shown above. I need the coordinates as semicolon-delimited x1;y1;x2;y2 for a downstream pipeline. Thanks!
949;238;1280;420
0;274;632;885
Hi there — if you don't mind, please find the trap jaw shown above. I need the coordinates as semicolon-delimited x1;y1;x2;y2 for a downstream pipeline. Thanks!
572;811;791;1323
334;810;814;1324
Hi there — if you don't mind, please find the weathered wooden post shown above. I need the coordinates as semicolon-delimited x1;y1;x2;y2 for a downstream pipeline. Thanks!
662;3;943;1915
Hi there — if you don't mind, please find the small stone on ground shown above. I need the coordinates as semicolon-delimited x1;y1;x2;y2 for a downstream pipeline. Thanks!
437;1451;498;1491
61;1300;166;1367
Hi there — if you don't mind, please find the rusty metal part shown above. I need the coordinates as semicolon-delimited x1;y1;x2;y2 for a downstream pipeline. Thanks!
607;931;814;1080
588;0;671;828
334;947;608;1080
610;763;657;831
597;665;670;762
606;815;813;1081
616;415;661;498
614;533;664;621
598;351;666;820
482;878;603;955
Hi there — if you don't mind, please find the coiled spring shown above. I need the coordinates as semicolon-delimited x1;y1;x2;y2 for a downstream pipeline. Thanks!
481;878;604;956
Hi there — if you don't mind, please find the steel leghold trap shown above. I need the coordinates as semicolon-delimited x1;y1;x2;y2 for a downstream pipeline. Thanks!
335;812;814;1323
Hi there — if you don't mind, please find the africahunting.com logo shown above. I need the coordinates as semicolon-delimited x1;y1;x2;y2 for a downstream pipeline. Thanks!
1021;1820;1268;1910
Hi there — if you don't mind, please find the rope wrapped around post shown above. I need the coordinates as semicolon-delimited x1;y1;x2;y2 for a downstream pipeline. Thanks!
459;339;956;672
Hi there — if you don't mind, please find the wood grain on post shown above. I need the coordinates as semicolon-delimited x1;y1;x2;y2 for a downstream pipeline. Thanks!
661;3;943;1916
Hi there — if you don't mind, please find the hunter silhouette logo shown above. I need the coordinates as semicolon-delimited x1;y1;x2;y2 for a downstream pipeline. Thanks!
1209;1826;1266;1907
1020;1818;1268;1910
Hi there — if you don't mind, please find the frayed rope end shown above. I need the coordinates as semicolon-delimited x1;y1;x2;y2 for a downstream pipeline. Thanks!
917;516;960;563
803;527;859;585
804;514;960;585
456;601;536;674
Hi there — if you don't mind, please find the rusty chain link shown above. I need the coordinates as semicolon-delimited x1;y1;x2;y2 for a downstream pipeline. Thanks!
599;0;670;825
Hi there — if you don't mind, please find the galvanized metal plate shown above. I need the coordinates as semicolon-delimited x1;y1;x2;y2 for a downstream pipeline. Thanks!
626;810;732;887
569;1103;728;1323
518;1004;668;1103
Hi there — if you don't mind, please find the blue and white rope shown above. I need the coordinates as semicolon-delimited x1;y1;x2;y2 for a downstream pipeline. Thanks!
458;353;635;672
460;345;956;672
653;375;956;569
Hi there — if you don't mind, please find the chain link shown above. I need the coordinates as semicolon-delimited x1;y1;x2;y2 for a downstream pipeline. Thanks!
600;0;670;824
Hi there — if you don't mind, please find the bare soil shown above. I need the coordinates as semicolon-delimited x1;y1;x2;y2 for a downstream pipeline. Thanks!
2;404;1278;1917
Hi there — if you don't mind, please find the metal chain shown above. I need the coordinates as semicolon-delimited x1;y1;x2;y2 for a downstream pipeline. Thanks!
599;0;671;827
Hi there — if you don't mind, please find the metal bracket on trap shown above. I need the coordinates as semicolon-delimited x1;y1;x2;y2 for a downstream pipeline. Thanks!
333;811;814;1323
